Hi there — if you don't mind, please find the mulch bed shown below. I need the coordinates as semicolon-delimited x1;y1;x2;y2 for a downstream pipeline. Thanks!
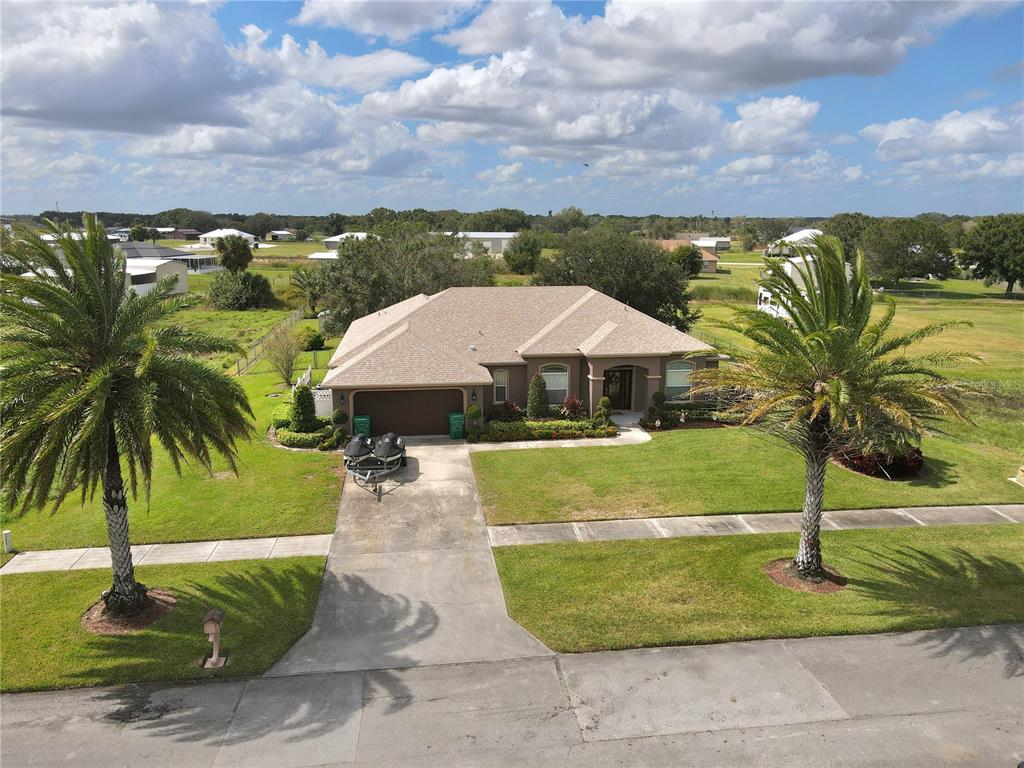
762;558;847;594
81;589;177;635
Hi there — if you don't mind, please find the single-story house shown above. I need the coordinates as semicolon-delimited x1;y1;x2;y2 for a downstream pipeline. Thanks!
656;239;719;273
117;241;221;273
764;228;823;257
124;258;188;295
691;237;731;253
171;228;201;241
154;227;177;237
42;232;123;244
449;231;518;256
323;232;374;249
319;286;718;436
199;228;257;247
265;230;296;241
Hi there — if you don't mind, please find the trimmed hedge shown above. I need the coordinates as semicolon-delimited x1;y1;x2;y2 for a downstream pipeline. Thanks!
479;419;618;443
317;427;349;451
276;426;332;449
271;401;293;430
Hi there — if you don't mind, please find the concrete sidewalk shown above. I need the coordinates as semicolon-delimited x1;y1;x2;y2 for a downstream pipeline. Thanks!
467;424;650;452
488;503;1024;546
0;534;333;575
2;624;1020;767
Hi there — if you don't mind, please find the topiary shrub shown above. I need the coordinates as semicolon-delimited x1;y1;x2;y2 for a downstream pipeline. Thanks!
331;407;348;426
207;271;274;310
295;326;325;351
276;426;331;449
289;385;317;433
593;395;613;426
467;403;482;428
527;373;548;418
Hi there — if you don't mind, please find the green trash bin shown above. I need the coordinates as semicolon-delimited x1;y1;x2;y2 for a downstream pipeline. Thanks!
448;412;465;440
353;415;371;435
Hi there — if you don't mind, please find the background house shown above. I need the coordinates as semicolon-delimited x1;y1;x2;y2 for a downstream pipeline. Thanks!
265;230;296;241
117;241;220;273
170;228;201;241
656;239;719;273
764;228;823;257
124;258;188;295
199;228;256;247
451;231;518;256
323;232;373;249
692;236;731;253
757;253;852;318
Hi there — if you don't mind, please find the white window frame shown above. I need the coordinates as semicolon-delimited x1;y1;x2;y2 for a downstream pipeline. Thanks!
665;361;693;400
540;363;568;404
493;369;509;403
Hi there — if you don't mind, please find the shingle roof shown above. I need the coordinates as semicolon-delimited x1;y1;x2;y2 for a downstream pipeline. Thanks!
116;242;188;260
321;287;712;390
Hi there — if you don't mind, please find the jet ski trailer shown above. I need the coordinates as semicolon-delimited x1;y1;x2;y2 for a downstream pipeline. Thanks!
343;432;407;500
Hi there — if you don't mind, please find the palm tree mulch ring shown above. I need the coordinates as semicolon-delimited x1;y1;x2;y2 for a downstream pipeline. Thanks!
763;559;847;594
81;590;176;635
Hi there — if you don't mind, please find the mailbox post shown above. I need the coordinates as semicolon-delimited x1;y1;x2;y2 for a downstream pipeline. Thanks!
202;608;226;669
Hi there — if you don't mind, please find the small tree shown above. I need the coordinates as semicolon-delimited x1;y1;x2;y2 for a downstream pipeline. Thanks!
504;231;542;274
594;396;613;426
670;243;703;276
527;373;549;418
216;234;253;273
291;266;324;314
289;385;317;433
466;403;482;427
265;326;303;386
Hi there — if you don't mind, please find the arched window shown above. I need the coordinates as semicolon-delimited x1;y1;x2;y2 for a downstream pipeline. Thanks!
540;364;568;404
493;369;509;403
665;361;693;400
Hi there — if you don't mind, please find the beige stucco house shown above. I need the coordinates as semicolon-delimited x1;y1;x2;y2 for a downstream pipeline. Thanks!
320;286;718;436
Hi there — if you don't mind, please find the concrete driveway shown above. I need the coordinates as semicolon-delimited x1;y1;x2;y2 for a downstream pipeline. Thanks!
268;440;549;676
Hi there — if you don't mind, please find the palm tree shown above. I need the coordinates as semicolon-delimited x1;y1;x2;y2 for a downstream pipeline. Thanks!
690;236;971;578
290;267;322;314
1;215;253;615
215;234;252;273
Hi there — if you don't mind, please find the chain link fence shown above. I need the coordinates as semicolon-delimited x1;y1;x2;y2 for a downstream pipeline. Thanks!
232;308;304;375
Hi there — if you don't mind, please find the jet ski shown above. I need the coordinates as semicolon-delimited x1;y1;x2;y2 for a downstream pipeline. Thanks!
343;432;407;500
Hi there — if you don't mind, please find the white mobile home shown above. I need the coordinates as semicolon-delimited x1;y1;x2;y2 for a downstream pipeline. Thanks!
124;258;188;295
757;253;852;319
199;228;257;247
323;232;374;249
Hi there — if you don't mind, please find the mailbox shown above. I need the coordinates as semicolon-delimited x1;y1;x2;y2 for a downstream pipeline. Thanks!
202;608;226;669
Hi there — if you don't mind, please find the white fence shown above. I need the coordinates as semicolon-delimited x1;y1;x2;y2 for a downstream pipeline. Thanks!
293;365;312;392
312;388;334;419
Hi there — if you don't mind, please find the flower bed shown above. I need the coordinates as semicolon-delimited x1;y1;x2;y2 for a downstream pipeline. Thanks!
477;419;618;443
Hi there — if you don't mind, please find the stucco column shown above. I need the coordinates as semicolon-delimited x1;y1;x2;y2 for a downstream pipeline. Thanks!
644;373;663;413
586;360;604;416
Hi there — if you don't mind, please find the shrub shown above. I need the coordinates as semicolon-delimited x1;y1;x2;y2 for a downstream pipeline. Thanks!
835;446;924;479
208;271;274;310
479;419;618;443
295;326;325;351
593;395;613;426
276;425;331;449
504;231;542;274
527;373;548;418
465;424;482;443
289;385;317;433
559;394;586;420
331;407;348;426
489;400;524;422
317;427;349;451
265;325;302;386
271;401;293;430
466;403;482;424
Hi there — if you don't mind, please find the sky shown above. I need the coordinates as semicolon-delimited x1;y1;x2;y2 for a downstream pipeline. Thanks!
2;0;1023;217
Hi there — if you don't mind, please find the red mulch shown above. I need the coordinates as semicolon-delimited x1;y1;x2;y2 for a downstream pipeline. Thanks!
81;589;177;635
762;559;847;594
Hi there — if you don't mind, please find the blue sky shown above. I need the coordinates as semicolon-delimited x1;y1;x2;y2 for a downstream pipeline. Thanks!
2;1;1022;217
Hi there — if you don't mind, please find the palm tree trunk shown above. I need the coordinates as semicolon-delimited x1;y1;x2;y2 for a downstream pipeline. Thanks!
101;426;148;615
794;430;829;577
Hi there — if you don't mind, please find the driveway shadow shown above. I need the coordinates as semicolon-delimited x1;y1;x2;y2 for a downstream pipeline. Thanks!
86;570;437;745
846;545;1024;677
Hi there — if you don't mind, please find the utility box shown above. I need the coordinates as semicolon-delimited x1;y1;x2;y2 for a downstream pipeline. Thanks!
448;412;465;440
353;415;371;436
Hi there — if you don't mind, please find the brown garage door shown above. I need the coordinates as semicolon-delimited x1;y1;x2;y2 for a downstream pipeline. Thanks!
353;389;464;436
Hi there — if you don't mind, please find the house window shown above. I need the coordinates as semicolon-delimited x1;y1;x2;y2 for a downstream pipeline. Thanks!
493;369;509;403
540;364;568;404
665;361;693;400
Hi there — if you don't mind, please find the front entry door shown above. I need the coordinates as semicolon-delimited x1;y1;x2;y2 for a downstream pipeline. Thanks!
603;368;633;410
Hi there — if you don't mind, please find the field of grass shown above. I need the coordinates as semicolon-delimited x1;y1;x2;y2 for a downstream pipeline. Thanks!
0;371;340;551
493;524;1024;652
0;557;325;692
718;249;764;263
473;412;1022;525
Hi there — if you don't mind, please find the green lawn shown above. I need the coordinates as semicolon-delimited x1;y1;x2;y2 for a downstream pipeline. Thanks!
0;371;340;551
473;419;1022;525
718;249;764;263
0;557;325;692
493;524;1024;652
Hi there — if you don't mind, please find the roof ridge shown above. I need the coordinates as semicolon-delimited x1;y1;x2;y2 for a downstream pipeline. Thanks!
322;322;410;386
578;320;618;355
517;288;596;355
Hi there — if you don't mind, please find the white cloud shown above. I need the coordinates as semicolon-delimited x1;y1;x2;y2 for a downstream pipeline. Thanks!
842;165;865;182
724;96;820;154
294;0;480;43
861;107;1023;161
476;162;523;183
891;152;1024;184
236;25;429;91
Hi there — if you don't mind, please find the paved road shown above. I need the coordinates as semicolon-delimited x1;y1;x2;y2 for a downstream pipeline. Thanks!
488;504;1024;546
268;441;548;675
3;624;1021;767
